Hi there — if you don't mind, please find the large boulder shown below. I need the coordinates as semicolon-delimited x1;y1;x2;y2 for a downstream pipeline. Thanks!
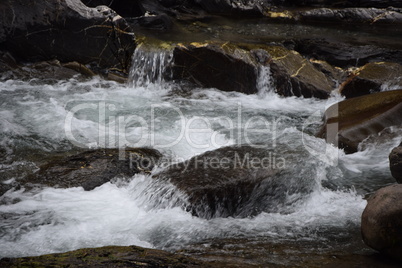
390;143;402;183
82;0;144;17
0;245;208;267
0;0;136;74
154;145;314;219
171;42;259;94
361;184;402;261
318;90;402;153
21;148;162;191
340;62;402;98
171;42;334;98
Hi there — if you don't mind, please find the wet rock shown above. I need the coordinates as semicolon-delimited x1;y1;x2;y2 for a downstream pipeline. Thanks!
340;62;402;98
292;39;402;68
362;184;402;261
154;145;313;219
22;148;162;191
390;143;402;183
171;42;259;94
297;7;402;25
318;90;402;153
279;0;402;8
189;0;270;17
0;60;88;81
171;42;333;98
0;245;208;268
257;45;334;98
0;0;136;74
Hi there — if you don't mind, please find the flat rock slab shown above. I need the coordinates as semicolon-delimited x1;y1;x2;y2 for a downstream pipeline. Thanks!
318;90;402;153
0;245;208;268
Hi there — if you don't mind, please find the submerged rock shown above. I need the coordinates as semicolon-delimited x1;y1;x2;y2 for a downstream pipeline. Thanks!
318;90;402;153
0;245;207;268
362;184;402;261
340;62;402;98
171;42;334;98
22;148;162;191
0;0;136;74
390;143;402;183
154;145;313;219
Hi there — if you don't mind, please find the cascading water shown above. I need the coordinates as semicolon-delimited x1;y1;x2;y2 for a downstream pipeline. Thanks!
0;45;400;264
128;43;173;88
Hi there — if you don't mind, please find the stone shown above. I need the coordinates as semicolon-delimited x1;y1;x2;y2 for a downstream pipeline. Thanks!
22;148;162;191
170;42;334;98
390;143;402;183
318;90;402;153
291;39;402;68
0;245;208;267
154;145;313;219
0;0;136;74
361;184;402;261
171;42;259;94
297;7;402;25
340;62;402;98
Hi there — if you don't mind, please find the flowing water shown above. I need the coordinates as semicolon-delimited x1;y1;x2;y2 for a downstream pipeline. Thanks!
0;44;401;264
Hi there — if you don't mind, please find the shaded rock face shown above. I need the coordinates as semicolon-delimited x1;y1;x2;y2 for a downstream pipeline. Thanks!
281;0;402;8
82;0;145;17
390;143;402;183
154;145;312;219
0;0;136;73
171;43;259;94
318;90;402;153
22;148;162;191
340;62;402;98
0;245;207;268
291;39;402;68
171;42;333;98
361;184;402;261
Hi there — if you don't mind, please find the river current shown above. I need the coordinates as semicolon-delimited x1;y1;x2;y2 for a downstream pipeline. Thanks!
0;47;400;260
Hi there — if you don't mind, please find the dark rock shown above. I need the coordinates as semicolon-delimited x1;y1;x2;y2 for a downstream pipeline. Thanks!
256;45;334;98
278;0;402;8
127;13;173;31
82;0;145;17
297;7;402;25
154;145;313;219
22;148;162;191
362;184;402;261
0;60;84;82
292;39;402;68
171;42;259;94
0;245;208;268
340;62;402;98
318;90;402;153
170;42;333;98
390;143;402;183
189;0;270;17
0;0;136;74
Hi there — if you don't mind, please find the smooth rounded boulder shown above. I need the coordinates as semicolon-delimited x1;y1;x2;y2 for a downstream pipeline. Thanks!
361;184;402;261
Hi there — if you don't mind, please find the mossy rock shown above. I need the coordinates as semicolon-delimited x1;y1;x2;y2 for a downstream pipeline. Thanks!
171;42;334;98
318;90;402;153
340;62;402;98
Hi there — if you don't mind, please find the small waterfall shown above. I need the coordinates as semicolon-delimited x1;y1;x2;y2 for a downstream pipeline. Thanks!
257;65;275;96
128;44;173;88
